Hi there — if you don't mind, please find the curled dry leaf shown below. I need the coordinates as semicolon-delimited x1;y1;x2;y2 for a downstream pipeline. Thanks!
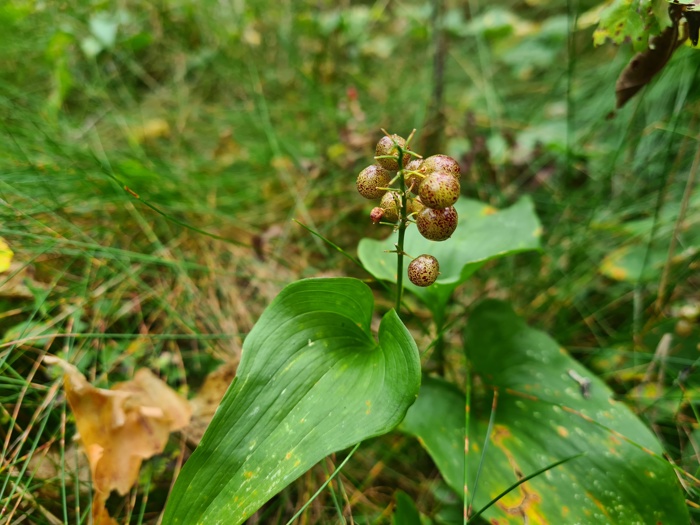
43;356;192;524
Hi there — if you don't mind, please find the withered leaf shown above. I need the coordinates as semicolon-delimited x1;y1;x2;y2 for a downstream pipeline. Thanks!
615;5;685;110
685;10;700;46
44;356;192;524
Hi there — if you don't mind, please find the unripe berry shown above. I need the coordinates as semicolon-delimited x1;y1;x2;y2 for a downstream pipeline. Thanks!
404;159;424;193
370;207;384;224
356;164;391;199
375;134;411;171
406;196;425;216
379;191;402;222
416;206;458;241
419;171;460;209
408;254;440;287
422;154;460;180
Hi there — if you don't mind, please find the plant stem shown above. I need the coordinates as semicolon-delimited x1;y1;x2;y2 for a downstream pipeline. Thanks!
395;143;408;313
431;310;447;375
655;142;700;313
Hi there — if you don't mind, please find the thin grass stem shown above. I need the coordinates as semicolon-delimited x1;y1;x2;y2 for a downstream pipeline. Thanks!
467;453;584;523
285;443;361;525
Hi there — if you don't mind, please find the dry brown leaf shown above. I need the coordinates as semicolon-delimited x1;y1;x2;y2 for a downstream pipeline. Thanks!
44;356;192;523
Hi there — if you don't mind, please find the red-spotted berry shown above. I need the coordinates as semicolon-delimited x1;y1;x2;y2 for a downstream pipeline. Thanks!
419;171;460;209
375;134;411;171
408;254;440;287
421;154;460;179
416;206;458;241
357;164;391;199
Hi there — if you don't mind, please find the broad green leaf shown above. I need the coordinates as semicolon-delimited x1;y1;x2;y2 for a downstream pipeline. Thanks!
358;197;541;321
163;278;421;525
401;301;689;524
400;377;465;495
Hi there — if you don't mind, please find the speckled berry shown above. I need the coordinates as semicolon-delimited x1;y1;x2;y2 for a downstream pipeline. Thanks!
375;134;411;171
356;164;391;199
380;191;402;222
422;154;460;180
404;158;424;193
370;207;384;224
408;254;440;287
419;171;460;209
416;206;458;241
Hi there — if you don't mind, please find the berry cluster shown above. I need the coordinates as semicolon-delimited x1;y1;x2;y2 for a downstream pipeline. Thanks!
356;130;461;287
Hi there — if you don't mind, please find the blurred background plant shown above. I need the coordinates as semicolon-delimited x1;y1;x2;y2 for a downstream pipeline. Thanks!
2;0;700;523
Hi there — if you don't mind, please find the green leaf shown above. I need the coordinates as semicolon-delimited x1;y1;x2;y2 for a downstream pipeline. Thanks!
598;188;700;282
162;278;421;525
599;244;671;282
393;490;423;525
593;0;659;51
400;377;466;495
358;197;541;320
89;12;121;48
401;301;689;524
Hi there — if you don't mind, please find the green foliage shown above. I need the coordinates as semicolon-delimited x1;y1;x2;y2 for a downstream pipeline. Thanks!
3;0;700;522
393;491;423;525
401;301;689;523
593;0;659;51
598;188;700;282
162;278;421;524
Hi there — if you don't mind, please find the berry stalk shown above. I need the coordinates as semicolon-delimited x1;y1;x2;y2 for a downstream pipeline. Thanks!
358;129;459;313
394;141;408;313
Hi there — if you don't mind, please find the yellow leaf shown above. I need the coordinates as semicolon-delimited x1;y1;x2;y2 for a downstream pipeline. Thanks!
600;247;630;281
44;356;192;524
131;118;170;143
0;238;13;273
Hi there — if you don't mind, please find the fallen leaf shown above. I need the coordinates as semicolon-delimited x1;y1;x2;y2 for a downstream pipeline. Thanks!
44;356;192;523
